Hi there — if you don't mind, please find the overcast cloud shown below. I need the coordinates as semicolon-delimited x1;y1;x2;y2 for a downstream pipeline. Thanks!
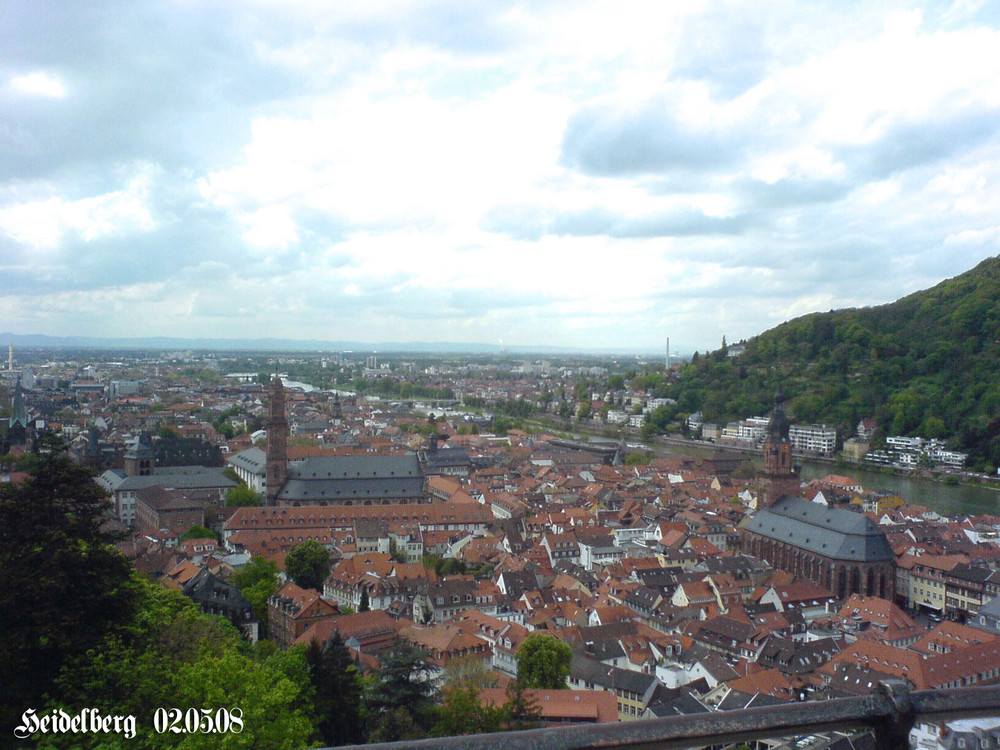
2;0;999;353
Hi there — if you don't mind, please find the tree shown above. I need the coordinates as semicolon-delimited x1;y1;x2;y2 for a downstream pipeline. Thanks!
431;683;503;737
284;539;331;591
363;641;438;738
225;484;262;507
0;453;139;734
624;451;650;466
389;537;407;563
48;576;316;749
359;587;371;612
368;706;424;744
157;424;181;439
502;678;542;730
306;633;364;746
180;524;216;541
515;633;572;689
232;557;280;635
441;654;499;692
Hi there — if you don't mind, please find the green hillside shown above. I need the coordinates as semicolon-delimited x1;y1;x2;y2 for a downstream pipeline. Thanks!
668;255;1000;471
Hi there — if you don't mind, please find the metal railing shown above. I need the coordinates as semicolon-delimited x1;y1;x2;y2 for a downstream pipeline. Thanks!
328;683;1000;750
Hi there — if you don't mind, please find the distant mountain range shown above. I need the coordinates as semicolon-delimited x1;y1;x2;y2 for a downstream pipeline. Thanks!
0;332;661;357
672;255;1000;471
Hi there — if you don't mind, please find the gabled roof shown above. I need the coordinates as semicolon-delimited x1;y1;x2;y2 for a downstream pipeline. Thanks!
741;496;894;562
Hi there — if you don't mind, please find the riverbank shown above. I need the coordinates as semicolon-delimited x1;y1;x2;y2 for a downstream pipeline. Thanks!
525;416;1000;517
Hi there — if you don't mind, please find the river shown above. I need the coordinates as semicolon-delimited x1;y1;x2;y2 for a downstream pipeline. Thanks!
653;439;999;518
796;460;1000;518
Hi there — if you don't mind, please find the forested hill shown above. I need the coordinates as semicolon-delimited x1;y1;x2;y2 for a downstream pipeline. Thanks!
670;255;1000;471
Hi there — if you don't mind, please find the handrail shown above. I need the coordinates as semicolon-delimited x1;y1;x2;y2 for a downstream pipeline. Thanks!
324;683;1000;750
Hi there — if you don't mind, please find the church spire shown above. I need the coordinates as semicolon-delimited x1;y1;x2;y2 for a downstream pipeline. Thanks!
758;383;800;507
265;375;288;506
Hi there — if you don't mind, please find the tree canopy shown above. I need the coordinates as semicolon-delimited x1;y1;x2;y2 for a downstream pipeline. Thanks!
0;452;316;748
231;556;280;635
0;453;139;734
515;633;572;689
49;576;315;749
180;524;216;542
305;633;363;746
225;484;261;507
363;640;439;740
284;539;331;591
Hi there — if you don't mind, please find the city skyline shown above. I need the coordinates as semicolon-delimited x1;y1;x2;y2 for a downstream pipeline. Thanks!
2;1;999;352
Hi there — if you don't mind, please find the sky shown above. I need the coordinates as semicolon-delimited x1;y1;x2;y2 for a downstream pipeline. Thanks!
2;1;999;354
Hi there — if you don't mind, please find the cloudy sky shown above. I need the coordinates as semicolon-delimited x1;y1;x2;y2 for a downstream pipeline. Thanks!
2;1;999;353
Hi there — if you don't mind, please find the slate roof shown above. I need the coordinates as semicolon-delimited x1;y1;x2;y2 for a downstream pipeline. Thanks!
716;689;790;711
229;447;266;474
570;655;658;695
277;454;425;502
645;691;711;718
420;446;471;471
115;468;236;492
740;496;894;562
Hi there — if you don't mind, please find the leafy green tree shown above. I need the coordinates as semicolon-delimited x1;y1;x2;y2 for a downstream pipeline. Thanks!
389;537;408;563
157;424;182;439
225;484;262;507
431;683;503;737
516;633;572;689
180;524;216;541
232;557;280;635
624;451;650;466
285;540;331;591
47;577;316;749
305;633;364;746
0;453;138;734
359;587;371;612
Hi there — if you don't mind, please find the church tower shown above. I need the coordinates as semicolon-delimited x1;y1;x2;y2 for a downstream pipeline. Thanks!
265;375;288;506
758;386;800;507
124;431;154;477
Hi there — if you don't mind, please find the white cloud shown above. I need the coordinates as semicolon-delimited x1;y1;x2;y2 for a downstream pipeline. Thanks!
9;71;67;98
2;0;1000;351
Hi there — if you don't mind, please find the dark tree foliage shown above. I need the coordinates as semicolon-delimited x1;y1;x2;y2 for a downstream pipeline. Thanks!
0;453;139;734
284;539;331;591
306;633;363;746
363;640;438;739
503;678;542;730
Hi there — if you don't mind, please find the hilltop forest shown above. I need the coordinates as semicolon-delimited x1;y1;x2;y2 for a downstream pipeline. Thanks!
659;256;1000;472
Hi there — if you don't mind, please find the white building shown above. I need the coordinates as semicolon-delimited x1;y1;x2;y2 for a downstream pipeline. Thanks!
789;424;837;456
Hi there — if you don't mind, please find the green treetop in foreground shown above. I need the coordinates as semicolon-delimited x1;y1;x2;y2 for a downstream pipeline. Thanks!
1;452;318;748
